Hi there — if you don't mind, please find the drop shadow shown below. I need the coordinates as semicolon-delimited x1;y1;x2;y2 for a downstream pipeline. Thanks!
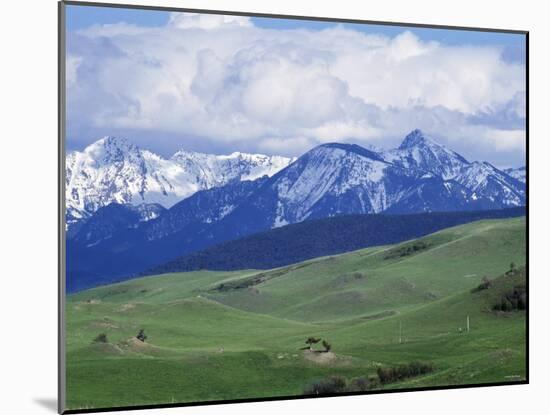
34;398;57;413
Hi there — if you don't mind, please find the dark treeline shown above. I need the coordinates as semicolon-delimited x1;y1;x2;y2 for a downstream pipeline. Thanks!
147;208;525;275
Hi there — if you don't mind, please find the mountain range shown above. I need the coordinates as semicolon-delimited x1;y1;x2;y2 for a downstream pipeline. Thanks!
66;129;526;291
65;136;295;226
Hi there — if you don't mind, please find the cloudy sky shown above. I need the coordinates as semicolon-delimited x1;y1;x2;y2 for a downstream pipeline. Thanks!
65;5;526;168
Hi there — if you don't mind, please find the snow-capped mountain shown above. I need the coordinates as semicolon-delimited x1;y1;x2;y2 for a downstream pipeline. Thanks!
171;150;294;185
384;129;469;180
65;136;295;225
505;166;526;183
70;129;526;239
239;143;410;228
455;162;525;207
221;131;525;228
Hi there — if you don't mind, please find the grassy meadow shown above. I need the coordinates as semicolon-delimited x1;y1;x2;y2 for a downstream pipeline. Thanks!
65;217;527;410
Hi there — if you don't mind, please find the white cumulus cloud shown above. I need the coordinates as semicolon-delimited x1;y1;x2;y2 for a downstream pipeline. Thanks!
168;12;253;30
66;12;526;167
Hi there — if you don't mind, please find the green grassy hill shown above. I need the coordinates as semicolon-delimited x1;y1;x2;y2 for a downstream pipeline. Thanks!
65;217;526;410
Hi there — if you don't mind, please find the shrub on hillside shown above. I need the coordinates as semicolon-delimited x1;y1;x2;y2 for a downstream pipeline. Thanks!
383;241;430;260
136;329;147;342
304;375;347;395
492;285;527;312
304;374;380;395
377;361;434;384
93;333;108;343
352;272;366;280
347;376;379;392
471;276;492;293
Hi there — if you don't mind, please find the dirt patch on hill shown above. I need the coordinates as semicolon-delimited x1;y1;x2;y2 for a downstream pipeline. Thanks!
118;303;136;312
119;337;162;356
303;350;339;365
90;319;119;329
92;342;125;355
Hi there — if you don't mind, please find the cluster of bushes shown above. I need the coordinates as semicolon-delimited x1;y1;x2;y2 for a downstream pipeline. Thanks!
213;270;286;292
348;376;377;391
384;241;430;260
376;361;434;384
303;361;435;395
92;329;148;344
492;285;527;312
304;375;347;395
304;375;379;395
471;276;492;293
303;337;332;352
505;262;517;275
214;274;268;292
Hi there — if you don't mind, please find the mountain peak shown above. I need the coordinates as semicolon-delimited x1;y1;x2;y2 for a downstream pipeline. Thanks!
398;129;431;149
83;136;139;158
389;129;470;180
96;135;132;148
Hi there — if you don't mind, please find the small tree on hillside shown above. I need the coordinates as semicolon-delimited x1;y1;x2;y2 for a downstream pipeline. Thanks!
322;340;332;353
305;337;321;350
136;329;147;342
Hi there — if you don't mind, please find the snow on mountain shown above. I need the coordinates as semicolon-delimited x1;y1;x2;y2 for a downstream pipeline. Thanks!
133;203;166;222
383;129;469;180
504;166;526;183
65;136;295;225
170;150;295;187
383;177;473;214
229;130;526;228
271;143;396;224
455;162;525;206
67;131;525;231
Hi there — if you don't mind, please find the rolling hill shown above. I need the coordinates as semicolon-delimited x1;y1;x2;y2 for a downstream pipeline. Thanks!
65;217;526;410
67;207;524;292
